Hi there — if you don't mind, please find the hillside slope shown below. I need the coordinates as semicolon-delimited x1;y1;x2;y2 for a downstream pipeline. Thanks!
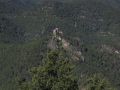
0;0;120;90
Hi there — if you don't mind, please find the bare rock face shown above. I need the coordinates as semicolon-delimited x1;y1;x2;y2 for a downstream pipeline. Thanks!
48;28;85;61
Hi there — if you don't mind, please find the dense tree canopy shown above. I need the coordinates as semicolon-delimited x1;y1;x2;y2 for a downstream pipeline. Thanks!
0;0;120;89
19;50;79;90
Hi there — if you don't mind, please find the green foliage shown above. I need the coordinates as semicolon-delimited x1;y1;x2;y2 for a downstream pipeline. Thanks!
0;0;120;89
81;74;116;90
19;51;79;90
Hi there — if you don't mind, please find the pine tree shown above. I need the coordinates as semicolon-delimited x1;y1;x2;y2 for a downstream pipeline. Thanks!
19;50;79;90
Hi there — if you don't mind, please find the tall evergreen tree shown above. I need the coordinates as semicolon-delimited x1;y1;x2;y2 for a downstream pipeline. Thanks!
19;50;79;90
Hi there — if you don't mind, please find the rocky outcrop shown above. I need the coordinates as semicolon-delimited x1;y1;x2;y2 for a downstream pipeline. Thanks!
48;28;84;61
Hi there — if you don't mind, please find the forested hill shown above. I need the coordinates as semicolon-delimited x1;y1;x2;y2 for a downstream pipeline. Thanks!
0;0;120;90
